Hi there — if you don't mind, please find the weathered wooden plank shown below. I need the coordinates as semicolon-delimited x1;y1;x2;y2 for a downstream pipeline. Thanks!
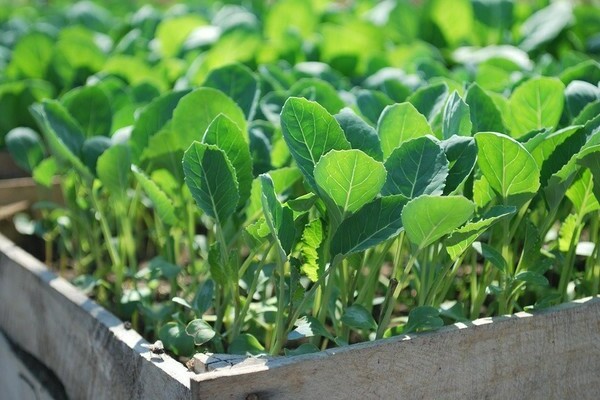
0;177;61;207
192;297;600;400
0;233;192;400
0;151;27;179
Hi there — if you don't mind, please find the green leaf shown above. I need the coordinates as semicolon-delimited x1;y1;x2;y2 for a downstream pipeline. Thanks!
331;195;408;256
96;144;131;198
204;63;260;121
32;157;57;188
130;90;191;162
290;78;345;115
565;80;600;119
30;100;92;180
574;101;600;126
341;304;377;331
9;33;54;79
402;195;475;249
377;102;433;160
514;271;549;287
259;174;296;258
299;219;323;282
185;319;216;346
81;136;111;175
440;136;477;194
442;91;472;138
192;280;215;316
445;206;516;261
472;242;507;273
172;88;247;152
382;136;448;198
288;316;334;341
5;127;44;173
314;149;386;216
559;213;578;252
407;82;448;124
62;85;112;138
464;83;505;134
228;333;265;355
403;306;443;333
335;108;383;161
280;97;350;189
475;132;540;202
519;1;573;52
183;142;239;225
509;77;565;137
202;114;253;209
577;146;600;202
132;165;177;226
356;89;395;125
158;322;195;356
156;15;205;57
566;169;600;216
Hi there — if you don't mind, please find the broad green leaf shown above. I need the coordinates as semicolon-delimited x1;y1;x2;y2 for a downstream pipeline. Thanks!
565;80;600;119
5;127;44;173
356;89;395;125
132;165;177;226
445;206;516;261
30;100;91;180
566;169;600;216
172;88;247;152
509;77;565;137
341;304;377;331
159;322;195;356
192;280;215;316
383;136;448;198
430;0;473;45
465;83;505;134
202;114;253;209
97;144;131;199
402;195;475;249
228;333;265;356
130;90;190;162
204;63;260;121
62;85;112;138
8;33;54;79
475;132;540;202
259;174;296;258
246;167;302;223
289;78;345;115
471;0;513;31
156;15;205;57
577;146;600;202
407;82;448;124
280;97;350;189
183;142;239;225
299;219;323;282
335;107;383;161
81;136;111;175
32;158;57;188
524;125;582;169
472;241;507;272
519;1;573;52
574;101;600;125
331;195;408;256
442;91;472;138
403;306;443;333
314;149;386;216
473;176;496;209
377;102;433;159
440;136;477;194
185;319;215;346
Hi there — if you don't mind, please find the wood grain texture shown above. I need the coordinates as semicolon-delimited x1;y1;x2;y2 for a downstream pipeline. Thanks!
0;234;192;400
192;297;600;400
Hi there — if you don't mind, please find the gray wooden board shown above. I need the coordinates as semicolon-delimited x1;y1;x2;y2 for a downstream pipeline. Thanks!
192;297;600;400
0;233;192;399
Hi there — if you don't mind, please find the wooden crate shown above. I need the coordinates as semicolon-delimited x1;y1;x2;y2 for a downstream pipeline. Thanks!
1;227;599;399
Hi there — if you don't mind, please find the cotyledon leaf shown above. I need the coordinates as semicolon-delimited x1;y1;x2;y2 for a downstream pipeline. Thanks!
202;114;253;209
382;136;449;198
402;195;475;250
314;149;386;216
183;142;239;225
132;165;177;226
280;97;351;189
444;205;516;261
331;195;408;256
